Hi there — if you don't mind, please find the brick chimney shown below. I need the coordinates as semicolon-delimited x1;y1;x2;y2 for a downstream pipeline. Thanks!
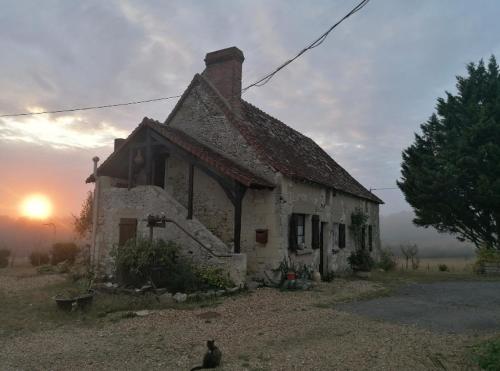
203;46;244;109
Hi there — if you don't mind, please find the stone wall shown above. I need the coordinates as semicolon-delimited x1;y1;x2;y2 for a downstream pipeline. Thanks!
278;178;381;275
95;180;246;286
168;81;276;182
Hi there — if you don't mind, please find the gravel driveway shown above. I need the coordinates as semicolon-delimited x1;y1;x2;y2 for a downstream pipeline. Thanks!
337;281;500;333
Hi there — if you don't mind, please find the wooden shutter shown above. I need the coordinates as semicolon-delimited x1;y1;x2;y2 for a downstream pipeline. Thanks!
368;225;373;252
289;214;297;251
361;226;366;250
339;224;346;249
119;218;137;246
311;215;320;249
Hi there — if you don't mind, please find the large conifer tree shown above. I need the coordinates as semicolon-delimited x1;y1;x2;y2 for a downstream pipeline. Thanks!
398;56;500;249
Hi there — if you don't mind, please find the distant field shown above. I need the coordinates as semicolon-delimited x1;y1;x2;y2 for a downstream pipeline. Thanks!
395;256;476;272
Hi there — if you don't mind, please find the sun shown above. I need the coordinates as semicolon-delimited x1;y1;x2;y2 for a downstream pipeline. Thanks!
20;194;53;220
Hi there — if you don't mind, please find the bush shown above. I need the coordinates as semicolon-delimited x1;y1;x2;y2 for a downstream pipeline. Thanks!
196;266;233;289
112;238;235;292
0;248;11;268
473;338;500;370
377;249;397;271
51;243;79;265
348;249;375;272
438;264;449;272
29;251;50;266
474;247;500;273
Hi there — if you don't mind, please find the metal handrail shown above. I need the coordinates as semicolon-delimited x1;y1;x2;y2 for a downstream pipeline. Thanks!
145;215;233;258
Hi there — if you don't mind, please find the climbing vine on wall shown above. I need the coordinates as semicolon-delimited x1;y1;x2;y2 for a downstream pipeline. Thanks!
349;207;368;250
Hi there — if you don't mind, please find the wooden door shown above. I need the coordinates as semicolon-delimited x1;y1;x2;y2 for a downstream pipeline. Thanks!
119;218;137;246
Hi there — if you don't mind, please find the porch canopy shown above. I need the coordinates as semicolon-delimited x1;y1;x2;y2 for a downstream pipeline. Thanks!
86;117;274;253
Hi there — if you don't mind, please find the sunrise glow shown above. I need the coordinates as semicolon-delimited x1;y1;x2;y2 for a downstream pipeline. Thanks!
20;194;53;220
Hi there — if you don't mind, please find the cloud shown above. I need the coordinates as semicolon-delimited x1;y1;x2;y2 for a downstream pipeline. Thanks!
0;112;128;150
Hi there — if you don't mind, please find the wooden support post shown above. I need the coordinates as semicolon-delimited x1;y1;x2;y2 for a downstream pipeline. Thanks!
146;129;152;185
187;164;194;220
128;149;133;190
233;183;246;254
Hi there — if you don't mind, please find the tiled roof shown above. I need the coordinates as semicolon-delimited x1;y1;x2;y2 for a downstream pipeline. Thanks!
89;118;274;189
237;100;383;203
146;120;274;188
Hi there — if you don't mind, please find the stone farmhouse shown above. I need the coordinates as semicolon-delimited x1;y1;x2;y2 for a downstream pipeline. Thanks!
87;47;383;285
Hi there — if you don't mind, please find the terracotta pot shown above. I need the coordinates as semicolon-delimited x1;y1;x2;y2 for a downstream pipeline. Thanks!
287;272;296;280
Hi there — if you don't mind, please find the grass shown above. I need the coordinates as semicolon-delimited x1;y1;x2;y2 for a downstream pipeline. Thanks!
0;267;225;339
471;337;500;370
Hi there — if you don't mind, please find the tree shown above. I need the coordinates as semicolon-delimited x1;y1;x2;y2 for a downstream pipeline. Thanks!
398;56;500;249
73;191;93;238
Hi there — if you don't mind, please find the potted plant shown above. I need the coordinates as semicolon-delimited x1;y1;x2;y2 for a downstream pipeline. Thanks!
54;272;95;312
348;249;375;278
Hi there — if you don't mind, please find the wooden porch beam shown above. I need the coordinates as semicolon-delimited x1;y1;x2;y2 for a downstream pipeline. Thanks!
233;183;247;254
127;149;133;190
187;164;194;219
145;129;152;185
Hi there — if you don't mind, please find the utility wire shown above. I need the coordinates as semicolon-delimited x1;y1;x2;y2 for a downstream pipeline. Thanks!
0;95;182;118
369;187;399;192
241;0;370;93
0;0;370;118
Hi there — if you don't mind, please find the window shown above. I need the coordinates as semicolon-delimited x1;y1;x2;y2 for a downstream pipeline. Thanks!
119;218;138;246
289;213;306;250
368;225;373;252
338;224;346;249
311;215;320;249
361;226;366;250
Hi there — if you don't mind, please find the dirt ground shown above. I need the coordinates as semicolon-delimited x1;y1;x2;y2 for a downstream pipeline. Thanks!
0;267;494;370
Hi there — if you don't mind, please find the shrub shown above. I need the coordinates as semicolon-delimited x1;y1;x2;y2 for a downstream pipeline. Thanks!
473;337;500;370
377;249;397;271
438;264;449;272
348;249;375;272
51;243;79;265
29;251;50;266
0;248;11;268
112;238;236;292
196;266;233;289
474;247;500;273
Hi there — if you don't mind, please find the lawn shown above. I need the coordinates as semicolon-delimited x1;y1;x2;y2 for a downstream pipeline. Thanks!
1;263;498;370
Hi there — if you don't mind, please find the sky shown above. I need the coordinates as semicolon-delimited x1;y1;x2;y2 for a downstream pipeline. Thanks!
1;0;500;219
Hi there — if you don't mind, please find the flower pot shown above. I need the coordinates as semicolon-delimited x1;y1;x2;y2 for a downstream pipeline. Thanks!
76;289;95;310
54;296;76;312
286;272;297;281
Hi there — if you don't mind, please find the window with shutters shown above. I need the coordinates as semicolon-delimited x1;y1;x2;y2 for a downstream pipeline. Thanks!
368;225;373;252
119;218;138;247
289;213;306;250
338;223;346;249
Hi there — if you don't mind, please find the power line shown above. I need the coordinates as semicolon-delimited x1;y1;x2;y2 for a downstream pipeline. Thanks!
0;95;182;118
0;0;370;118
241;0;370;93
369;187;399;192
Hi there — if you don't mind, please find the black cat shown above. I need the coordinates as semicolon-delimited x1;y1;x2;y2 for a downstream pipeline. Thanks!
190;340;222;370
